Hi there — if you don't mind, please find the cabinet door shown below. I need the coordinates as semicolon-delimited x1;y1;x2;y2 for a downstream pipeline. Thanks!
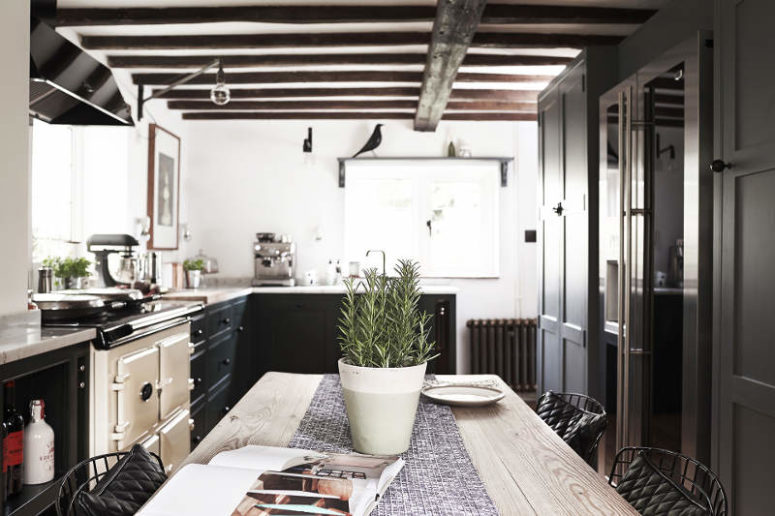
419;295;456;374
558;63;588;394
158;329;191;420
256;295;340;375
715;1;775;512
158;408;191;475
537;85;563;393
115;346;159;449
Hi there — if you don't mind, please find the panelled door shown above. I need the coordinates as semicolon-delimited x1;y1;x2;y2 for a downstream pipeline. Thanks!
538;85;563;393
715;0;775;513
537;60;589;395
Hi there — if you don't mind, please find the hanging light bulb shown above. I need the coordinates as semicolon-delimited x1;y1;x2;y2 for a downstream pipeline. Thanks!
210;60;230;106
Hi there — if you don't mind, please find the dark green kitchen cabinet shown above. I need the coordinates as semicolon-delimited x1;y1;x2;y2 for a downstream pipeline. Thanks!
253;293;456;379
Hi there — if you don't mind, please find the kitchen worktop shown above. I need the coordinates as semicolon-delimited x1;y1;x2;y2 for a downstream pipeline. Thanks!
0;312;96;365
163;284;459;304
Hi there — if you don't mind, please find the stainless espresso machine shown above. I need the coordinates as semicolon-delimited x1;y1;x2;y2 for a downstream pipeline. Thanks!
252;233;295;286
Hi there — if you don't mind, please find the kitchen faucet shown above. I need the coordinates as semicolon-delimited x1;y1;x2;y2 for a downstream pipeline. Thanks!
366;249;386;276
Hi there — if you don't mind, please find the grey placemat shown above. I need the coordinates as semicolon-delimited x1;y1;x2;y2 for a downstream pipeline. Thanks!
289;374;499;516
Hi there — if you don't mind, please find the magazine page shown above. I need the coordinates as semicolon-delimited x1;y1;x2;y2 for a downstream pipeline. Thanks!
138;464;260;516
230;452;403;516
209;445;328;472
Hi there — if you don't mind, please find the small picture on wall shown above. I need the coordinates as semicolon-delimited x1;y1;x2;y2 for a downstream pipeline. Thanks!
147;124;181;250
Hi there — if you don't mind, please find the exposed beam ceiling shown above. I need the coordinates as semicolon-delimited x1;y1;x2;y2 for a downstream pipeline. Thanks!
108;53;573;69
151;87;540;102
166;100;536;111
57;5;656;27
182;111;537;121
57;1;663;127
131;70;555;85
415;0;487;132
81;32;624;51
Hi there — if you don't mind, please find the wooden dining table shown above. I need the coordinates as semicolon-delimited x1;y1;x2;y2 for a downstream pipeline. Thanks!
181;372;637;515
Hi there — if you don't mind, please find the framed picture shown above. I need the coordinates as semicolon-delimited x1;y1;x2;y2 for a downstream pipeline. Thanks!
147;124;181;250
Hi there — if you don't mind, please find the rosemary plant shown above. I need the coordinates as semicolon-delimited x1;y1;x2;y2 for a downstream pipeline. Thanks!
338;259;438;368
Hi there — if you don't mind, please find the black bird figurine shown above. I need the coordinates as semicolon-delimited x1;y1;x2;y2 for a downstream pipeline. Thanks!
352;124;383;158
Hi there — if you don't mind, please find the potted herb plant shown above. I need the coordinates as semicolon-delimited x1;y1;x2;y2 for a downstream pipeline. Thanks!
43;256;91;289
183;258;205;289
338;259;437;455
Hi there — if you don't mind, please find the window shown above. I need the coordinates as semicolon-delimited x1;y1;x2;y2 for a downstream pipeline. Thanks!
344;159;500;277
30;119;130;263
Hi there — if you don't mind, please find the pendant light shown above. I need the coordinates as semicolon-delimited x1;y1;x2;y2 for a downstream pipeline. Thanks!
210;60;231;106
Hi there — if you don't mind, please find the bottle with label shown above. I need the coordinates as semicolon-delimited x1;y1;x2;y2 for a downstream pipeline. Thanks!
2;381;24;497
23;400;54;485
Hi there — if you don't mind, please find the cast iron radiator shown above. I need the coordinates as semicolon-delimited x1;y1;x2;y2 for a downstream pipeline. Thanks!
466;319;537;393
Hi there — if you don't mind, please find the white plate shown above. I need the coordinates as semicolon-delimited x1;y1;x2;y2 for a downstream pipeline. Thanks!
422;384;505;407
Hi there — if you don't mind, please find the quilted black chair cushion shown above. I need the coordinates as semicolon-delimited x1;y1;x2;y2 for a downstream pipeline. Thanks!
73;445;167;516
615;452;710;516
536;392;606;463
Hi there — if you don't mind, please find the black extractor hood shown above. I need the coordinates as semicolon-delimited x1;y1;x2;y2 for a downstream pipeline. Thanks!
29;18;133;126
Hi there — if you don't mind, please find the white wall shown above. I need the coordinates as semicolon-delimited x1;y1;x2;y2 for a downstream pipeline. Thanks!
182;119;538;372
0;0;31;315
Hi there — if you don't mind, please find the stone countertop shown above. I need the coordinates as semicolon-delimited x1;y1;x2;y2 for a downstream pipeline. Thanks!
163;284;459;304
0;315;96;365
162;288;254;305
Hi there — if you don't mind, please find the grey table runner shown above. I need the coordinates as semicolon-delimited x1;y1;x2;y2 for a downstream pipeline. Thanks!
289;374;499;516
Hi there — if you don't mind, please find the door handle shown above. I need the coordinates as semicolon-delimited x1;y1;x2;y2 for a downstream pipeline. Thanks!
710;159;732;173
552;202;564;216
426;219;432;236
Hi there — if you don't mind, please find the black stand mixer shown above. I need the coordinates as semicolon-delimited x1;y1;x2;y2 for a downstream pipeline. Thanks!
86;234;141;287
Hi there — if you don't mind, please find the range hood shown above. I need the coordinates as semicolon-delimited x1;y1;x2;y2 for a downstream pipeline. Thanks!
29;18;133;126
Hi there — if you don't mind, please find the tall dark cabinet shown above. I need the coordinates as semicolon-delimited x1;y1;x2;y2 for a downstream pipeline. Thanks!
714;0;775;513
536;48;616;400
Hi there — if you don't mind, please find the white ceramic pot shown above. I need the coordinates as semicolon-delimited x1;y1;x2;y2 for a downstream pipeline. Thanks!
338;358;426;455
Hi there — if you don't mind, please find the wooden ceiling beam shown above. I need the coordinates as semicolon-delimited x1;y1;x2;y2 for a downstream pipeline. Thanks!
56;5;654;26
181;111;537;121
108;53;573;69
166;100;537;111
132;70;554;85
151;87;539;102
82;32;621;50
414;0;487;132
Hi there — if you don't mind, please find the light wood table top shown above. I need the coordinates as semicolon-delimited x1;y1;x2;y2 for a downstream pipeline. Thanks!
183;372;637;515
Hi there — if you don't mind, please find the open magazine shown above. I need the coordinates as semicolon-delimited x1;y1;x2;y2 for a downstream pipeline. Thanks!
138;445;404;516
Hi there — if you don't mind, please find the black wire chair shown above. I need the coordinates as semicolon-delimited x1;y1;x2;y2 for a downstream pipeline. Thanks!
56;450;165;516
535;391;607;465
609;447;728;516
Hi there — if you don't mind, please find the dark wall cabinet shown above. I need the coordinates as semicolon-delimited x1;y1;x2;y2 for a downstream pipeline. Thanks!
537;48;616;400
0;342;90;516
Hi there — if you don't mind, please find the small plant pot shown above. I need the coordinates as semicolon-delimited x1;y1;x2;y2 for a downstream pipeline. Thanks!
63;277;85;290
338;358;426;455
186;270;202;289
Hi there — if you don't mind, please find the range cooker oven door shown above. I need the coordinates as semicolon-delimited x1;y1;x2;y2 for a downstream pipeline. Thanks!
158;408;191;475
114;345;160;450
158;332;192;420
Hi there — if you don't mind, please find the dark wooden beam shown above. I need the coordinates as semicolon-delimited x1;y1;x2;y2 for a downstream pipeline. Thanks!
166;100;537;111
57;5;654;26
108;53;573;69
182;111;537;121
82;32;621;51
152;87;539;102
132;70;554;85
414;0;487;132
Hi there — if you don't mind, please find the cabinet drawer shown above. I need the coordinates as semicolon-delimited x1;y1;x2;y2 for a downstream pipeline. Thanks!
205;381;232;433
207;332;236;390
207;303;233;337
191;314;206;344
190;348;207;402
190;398;206;450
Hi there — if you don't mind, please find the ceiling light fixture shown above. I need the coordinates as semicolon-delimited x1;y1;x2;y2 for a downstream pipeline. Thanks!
210;60;231;106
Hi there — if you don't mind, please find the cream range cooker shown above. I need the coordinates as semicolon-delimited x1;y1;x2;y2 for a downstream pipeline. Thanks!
47;299;202;475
